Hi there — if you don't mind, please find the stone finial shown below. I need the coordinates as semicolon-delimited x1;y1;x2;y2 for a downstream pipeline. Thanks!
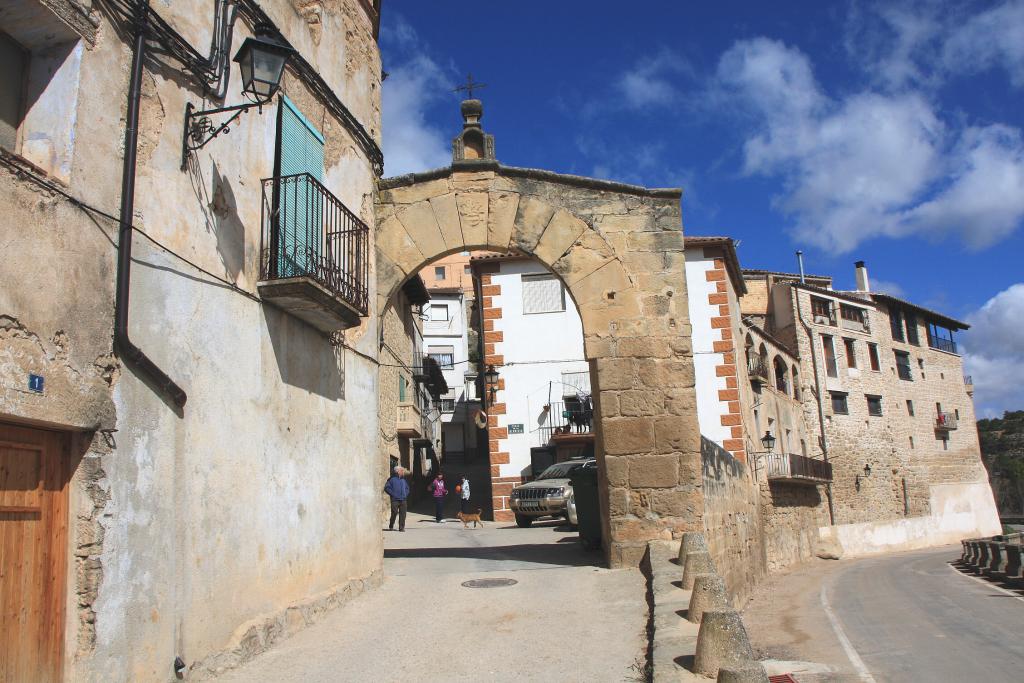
687;573;731;623
694;609;756;678
452;99;495;163
678;531;708;563
682;550;716;590
716;662;771;683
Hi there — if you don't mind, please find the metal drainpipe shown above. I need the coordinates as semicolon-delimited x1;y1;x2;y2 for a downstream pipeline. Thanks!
795;251;834;525
115;0;188;409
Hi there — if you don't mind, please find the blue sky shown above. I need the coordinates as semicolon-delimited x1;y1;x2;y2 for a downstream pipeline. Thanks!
379;1;1024;417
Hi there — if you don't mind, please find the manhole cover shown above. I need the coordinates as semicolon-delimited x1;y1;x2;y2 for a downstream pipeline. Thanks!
461;578;518;588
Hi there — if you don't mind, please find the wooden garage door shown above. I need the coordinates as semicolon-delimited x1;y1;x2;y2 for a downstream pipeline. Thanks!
0;423;70;683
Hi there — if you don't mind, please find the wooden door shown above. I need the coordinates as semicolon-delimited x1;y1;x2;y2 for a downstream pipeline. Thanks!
0;423;70;683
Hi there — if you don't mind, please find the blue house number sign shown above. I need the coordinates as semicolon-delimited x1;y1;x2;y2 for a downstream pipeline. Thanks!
29;374;44;393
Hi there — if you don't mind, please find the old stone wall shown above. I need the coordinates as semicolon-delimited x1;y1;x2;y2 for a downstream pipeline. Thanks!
701;436;765;604
1;1;386;680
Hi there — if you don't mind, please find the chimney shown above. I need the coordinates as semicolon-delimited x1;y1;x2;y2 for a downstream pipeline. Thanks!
855;261;870;292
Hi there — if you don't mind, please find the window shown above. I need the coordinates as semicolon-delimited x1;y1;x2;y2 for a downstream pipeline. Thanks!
909;436;914;449
773;356;789;395
0;19;82;182
905;311;920;345
955;408;960;420
791;367;800;400
927;322;958;354
830;391;849;415
890;307;905;342
428;345;455;369
906;400;915;416
868;343;880;371
822;335;838;378
522;273;565;314
843;338;857;368
464;265;471;275
429;303;449;321
399;375;407;402
434;266;446;280
439;393;456;413
895;351;912;381
811;297;833;324
840;305;865;325
866;395;883;417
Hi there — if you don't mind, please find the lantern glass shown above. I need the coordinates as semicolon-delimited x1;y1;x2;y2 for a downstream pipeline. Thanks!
484;365;499;387
761;431;776;451
233;34;295;100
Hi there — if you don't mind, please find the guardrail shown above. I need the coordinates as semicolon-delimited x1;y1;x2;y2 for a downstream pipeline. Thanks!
763;452;833;484
958;533;1023;585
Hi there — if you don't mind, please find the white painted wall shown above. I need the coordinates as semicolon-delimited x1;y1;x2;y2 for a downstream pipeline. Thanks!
684;248;731;447
491;260;589;479
423;293;474;456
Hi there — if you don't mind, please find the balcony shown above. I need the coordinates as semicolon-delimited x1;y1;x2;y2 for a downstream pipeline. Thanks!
396;401;422;438
537;400;594;446
965;375;974;395
747;356;770;384
561;371;591;396
935;412;958;431
928;334;958;354
764;452;833;485
258;173;369;333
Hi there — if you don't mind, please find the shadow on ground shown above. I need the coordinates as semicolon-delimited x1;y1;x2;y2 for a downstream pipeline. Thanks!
384;542;602;567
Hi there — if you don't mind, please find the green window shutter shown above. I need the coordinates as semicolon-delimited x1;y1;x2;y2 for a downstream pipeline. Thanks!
399;376;407;402
276;96;325;277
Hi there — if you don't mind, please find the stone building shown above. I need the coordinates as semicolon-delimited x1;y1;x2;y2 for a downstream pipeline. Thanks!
0;1;388;680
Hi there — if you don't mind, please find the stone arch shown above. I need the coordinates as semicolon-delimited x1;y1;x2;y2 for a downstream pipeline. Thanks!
773;356;789;395
375;164;700;567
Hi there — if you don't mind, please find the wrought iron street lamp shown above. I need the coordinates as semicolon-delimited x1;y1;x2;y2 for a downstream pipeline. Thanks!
760;431;776;453
484;364;499;406
181;24;296;169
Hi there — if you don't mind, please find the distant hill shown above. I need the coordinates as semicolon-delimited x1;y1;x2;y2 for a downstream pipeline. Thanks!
979;410;1024;515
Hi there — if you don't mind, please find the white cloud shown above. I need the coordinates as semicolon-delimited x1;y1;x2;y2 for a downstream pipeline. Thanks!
943;0;1024;88
380;16;453;177
716;37;1024;252
866;278;905;297
963;284;1024;417
615;50;692;109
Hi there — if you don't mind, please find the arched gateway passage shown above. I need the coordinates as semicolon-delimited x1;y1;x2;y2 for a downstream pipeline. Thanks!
375;100;702;566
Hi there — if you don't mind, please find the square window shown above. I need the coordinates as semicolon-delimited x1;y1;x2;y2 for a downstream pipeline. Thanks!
429;303;449;321
434;266;446;280
830;391;849;415
867;395;883;417
427;345;455;369
521;273;565;314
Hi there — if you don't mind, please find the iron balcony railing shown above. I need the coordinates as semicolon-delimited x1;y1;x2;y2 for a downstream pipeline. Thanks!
747;355;770;382
764;452;833;484
537;400;594;445
928;334;958;354
260;173;369;315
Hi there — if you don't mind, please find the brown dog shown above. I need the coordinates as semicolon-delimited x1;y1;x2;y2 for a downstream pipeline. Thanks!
457;509;483;529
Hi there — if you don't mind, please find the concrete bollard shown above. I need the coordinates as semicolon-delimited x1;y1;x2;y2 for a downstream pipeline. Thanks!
975;541;990;573
678;531;709;564
688;573;731;624
682;550;717;590
970;540;983;566
986;541;1003;575
716;661;771;683
1003;544;1023;583
694;609;756;678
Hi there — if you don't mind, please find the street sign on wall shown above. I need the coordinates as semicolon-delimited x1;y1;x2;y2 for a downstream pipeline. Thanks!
508;423;524;434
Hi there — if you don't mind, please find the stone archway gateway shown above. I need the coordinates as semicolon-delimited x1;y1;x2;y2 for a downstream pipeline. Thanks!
375;100;702;566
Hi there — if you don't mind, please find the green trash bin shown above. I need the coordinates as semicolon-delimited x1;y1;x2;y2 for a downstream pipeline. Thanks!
570;465;602;550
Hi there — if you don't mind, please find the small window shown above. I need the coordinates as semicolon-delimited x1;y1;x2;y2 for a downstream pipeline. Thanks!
867;395;883;417
822;335;838;378
522;273;565;314
428;345;455;369
868;343;880;371
918;358;924;369
830;391;849;415
906;400;915;416
954;408;960;420
890;307;905;342
464;265;471;275
434;266;446;280
840;305;864;324
792;368;800;400
936;402;942;415
905;311;920;345
811;297;833;324
895;351;912;381
909;436;914;449
399;375;407;402
429;304;449;321
843;338;857;368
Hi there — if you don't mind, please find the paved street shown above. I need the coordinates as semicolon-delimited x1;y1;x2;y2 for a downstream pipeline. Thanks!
215;512;647;682
743;545;1024;682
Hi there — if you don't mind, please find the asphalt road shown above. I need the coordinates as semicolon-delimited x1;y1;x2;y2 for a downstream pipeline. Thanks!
214;512;647;682
744;545;1024;682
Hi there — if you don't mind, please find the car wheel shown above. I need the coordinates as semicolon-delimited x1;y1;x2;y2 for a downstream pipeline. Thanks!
566;495;578;528
515;514;534;528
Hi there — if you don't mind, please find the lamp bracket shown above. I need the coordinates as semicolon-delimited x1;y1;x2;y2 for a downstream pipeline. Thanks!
180;97;271;170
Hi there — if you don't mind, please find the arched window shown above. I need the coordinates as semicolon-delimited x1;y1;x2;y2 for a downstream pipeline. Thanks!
791;366;800;400
773;356;789;395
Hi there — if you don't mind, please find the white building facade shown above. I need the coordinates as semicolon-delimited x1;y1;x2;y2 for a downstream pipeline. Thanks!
423;290;479;460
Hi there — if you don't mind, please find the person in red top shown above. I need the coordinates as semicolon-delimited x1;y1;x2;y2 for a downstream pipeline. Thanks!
429;472;447;523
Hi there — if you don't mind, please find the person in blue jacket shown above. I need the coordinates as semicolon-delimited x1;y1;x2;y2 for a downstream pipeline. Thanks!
384;466;410;531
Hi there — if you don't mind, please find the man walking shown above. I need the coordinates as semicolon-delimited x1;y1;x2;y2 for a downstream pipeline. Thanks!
384;466;409;532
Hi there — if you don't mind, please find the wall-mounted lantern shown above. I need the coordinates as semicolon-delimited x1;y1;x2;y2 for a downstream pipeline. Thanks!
760;431;776;453
181;24;296;169
855;462;872;491
484;364;499;406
